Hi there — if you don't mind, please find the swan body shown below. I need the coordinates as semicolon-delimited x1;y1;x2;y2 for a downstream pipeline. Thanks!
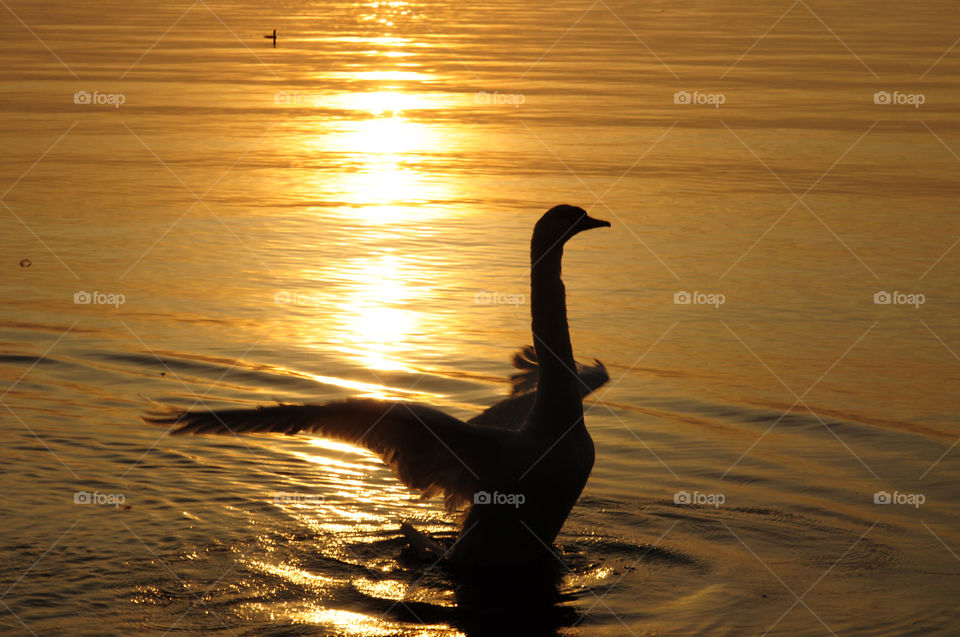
146;205;610;569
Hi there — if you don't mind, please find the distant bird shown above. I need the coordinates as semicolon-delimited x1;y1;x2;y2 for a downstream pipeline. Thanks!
264;29;276;47
146;205;611;570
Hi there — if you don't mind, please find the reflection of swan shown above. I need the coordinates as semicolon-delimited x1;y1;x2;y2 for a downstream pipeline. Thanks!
146;205;610;569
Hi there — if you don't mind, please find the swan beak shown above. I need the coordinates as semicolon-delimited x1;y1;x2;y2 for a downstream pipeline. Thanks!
578;215;611;232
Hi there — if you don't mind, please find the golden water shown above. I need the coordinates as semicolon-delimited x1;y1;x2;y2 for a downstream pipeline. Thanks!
1;0;959;634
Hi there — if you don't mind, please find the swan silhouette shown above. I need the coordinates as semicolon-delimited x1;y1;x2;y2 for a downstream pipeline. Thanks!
146;205;610;570
264;29;276;47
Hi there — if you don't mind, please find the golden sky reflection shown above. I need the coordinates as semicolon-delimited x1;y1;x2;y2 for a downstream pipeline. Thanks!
329;254;420;372
248;41;470;634
287;85;464;375
322;91;436;118
276;439;430;530
238;598;455;637
360;0;414;28
287;251;434;375
296;607;456;637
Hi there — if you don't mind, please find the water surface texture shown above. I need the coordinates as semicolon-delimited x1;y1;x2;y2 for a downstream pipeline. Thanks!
2;0;960;635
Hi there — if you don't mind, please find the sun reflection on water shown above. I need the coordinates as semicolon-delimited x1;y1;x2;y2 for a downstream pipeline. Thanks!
300;609;401;636
326;253;421;372
248;560;341;589
288;83;463;374
324;91;434;118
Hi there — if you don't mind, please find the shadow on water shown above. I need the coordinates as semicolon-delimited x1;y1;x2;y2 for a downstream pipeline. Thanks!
451;562;579;637
380;557;578;637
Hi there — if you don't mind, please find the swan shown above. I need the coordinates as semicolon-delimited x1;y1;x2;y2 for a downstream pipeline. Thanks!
264;29;276;46
145;204;611;570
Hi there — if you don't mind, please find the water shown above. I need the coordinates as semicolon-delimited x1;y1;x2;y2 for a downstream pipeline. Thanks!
2;0;960;634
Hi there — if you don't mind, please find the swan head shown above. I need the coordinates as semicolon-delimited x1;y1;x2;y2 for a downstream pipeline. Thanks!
534;205;610;249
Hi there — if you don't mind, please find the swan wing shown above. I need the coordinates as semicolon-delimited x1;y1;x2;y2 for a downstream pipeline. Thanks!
144;398;505;511
466;392;535;430
468;346;610;429
509;345;609;397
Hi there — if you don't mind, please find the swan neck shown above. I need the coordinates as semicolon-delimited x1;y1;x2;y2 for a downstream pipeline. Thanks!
530;244;581;419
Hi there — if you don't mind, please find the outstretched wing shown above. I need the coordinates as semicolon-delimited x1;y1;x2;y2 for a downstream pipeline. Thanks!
144;398;507;512
507;345;609;397
468;345;610;430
